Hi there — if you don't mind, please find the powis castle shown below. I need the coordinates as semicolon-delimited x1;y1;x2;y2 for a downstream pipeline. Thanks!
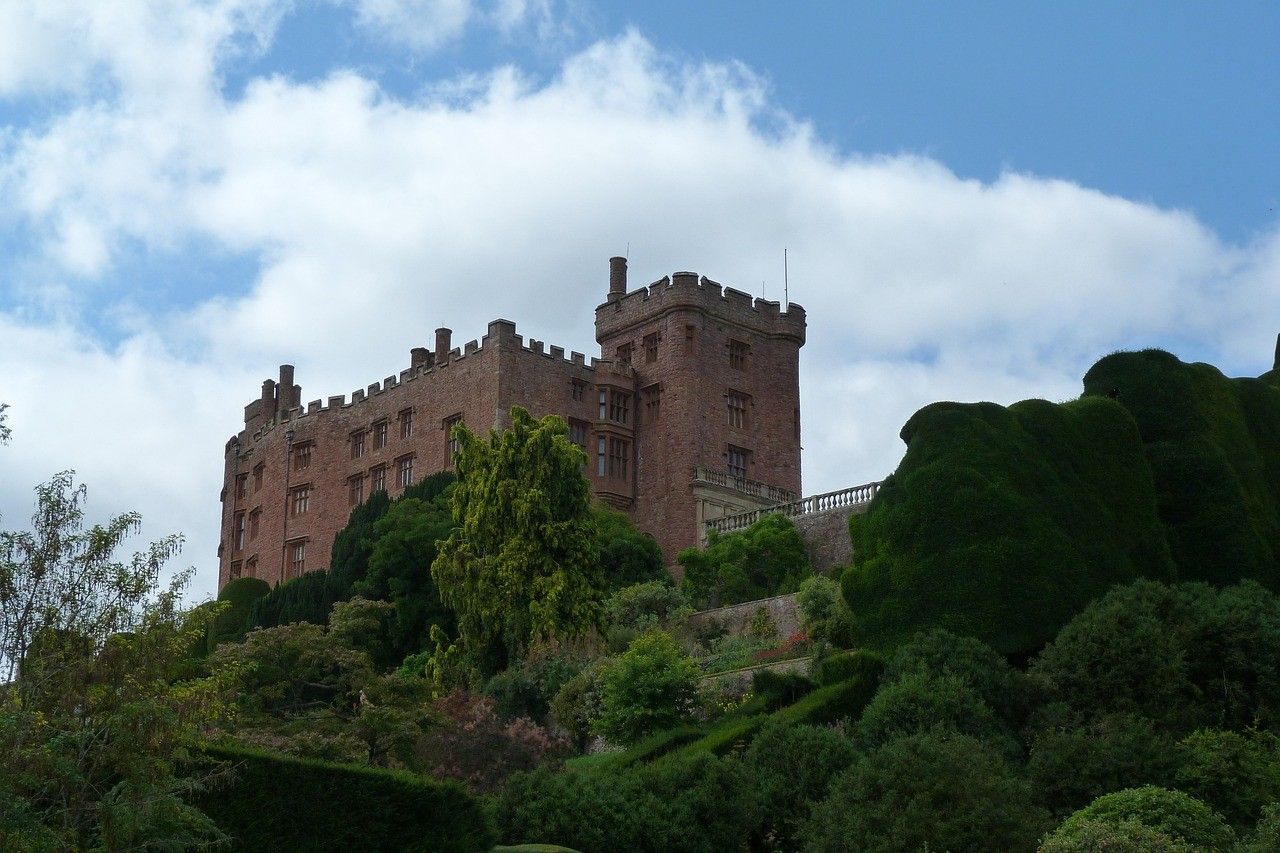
218;258;807;590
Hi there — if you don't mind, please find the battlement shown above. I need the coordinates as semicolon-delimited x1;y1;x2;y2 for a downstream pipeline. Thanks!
233;318;595;447
595;269;806;342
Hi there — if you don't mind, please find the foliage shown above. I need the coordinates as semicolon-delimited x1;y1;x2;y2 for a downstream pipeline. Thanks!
751;669;815;709
1027;712;1179;819
495;751;755;852
678;513;812;609
697;631;774;675
551;657;614;751
1046;786;1235;852
596;630;700;746
603;580;692;634
195;743;494;852
208;576;270;651
1031;580;1280;732
744;721;858;850
1082;349;1280;589
1172;729;1280;830
1238;803;1280;853
800;729;1050;853
856;672;1015;757
432;407;603;677
844;391;1175;657
883;628;1027;724
414;690;571;793
0;473;229;850
352;484;456;664
1038;818;1195;852
796;574;855;647
483;644;591;723
814;648;885;687
593;506;665;591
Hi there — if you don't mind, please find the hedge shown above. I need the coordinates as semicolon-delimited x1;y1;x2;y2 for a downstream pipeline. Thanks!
815;649;885;687
769;671;881;727
194;743;494;852
206;577;270;652
564;726;704;772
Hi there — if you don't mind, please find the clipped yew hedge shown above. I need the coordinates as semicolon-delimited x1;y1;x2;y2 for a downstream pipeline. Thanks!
196;744;494;852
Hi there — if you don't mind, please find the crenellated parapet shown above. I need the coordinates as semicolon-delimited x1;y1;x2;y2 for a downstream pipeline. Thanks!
595;269;806;343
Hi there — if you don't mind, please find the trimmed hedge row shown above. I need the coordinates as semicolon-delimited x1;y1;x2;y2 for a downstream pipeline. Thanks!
195;743;494;852
565;726;705;772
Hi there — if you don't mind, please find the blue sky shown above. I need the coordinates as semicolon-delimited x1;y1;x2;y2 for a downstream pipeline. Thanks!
0;0;1277;599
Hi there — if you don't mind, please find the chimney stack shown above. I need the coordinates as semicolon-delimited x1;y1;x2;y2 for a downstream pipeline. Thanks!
410;346;431;370
608;256;627;301
435;328;452;364
277;365;296;414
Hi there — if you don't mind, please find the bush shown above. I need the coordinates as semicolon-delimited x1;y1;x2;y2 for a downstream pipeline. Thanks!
602;581;692;634
206;577;270;651
856;672;1013;754
1172;729;1280;830
595;631;699;746
744;721;858;850
800;729;1049;853
195;743;493;852
796;575;855;647
551;658;613;751
814;649;884;687
882;628;1024;723
1038;818;1194;852
751;669;815;710
594;507;666;591
1046;786;1234;851
770;670;880;728
678;514;811;609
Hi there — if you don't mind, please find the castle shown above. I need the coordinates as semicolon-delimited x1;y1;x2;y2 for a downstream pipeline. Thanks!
218;258;806;591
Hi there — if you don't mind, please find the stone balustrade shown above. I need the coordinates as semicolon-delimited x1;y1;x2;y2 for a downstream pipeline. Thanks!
690;466;799;504
705;480;883;536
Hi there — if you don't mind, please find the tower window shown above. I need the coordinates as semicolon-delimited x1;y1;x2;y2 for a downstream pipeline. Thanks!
643;384;662;424
371;464;387;493
727;445;750;479
374;420;388;449
616;342;633;366
684;325;695;355
729;339;748;370
598;389;608;419
291;486;310;516
249;508;261;540
397;454;415;488
608;437;630;480
444;414;463;457
399;408;414;439
348;474;365;507
235;474;248;500
351;430;366;459
294;442;312;469
597;436;607;476
609;391;630;425
569;418;589;447
253;462;264;491
290;541;306;577
234;512;246;551
570;379;586;402
644;332;660;363
727;391;749;429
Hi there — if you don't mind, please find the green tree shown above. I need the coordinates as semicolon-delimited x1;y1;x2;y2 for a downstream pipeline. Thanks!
800;729;1050;853
0;473;228;850
678;513;812;609
1172;729;1280;831
1045;787;1235;852
882;628;1028;725
593;505;666;590
796;574;855;647
432;407;603;676
595;629;699;746
207;575;270;651
744;721;858;850
856;672;1016;756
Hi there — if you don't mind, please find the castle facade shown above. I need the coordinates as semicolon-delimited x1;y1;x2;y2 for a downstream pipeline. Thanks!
218;258;806;590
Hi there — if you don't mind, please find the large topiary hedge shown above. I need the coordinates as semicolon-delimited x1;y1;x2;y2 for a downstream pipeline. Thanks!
206;577;270;652
195;743;493;852
843;349;1280;657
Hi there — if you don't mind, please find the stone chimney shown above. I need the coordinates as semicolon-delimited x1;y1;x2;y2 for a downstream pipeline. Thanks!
435;328;452;364
410;346;431;370
608;256;627;301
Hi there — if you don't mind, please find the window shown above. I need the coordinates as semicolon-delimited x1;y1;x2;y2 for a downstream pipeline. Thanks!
294;442;312;469
374;420;388;449
616;342;633;366
351;430;366;459
399;408;414;439
727;391;748;429
235;474;248;500
609;391;630;425
729;339;748;370
249;508;261;540
234;512;246;551
598;389;608;419
253;463;264;492
348;474;365;507
444;413;463;457
371;464;387;493
397;455;414;488
608;437;630;480
569;418;588;448
684;324;696;355
290;541;306;577
291;485;310;516
728;445;750;479
230;560;242;580
643;384;661;424
597;436;606;476
644;332;660;363
246;556;257;579
570;379;586;402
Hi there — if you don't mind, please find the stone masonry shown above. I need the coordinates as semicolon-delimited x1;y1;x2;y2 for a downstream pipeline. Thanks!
218;258;806;591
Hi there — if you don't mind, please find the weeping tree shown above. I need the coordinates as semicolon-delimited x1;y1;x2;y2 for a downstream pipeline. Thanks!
431;407;604;678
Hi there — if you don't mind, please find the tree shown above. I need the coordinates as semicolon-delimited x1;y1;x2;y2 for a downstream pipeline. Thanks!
678;513;812;609
744;721;858;850
1045;787;1235;852
431;407;603;676
593;506;665;590
595;629;699;746
800;729;1050;853
0;473;228;849
882;628;1027;725
1172;729;1280;831
856;672;1015;756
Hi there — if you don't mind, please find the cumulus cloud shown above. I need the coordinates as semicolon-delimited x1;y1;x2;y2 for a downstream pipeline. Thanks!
1;7;1276;600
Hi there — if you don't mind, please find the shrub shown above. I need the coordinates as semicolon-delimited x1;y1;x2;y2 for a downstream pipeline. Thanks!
800;729;1049;853
815;649;884;687
796;575;855;647
770;670;880;728
856;672;1017;759
1239;803;1280;853
1046;786;1234;851
744;721;858;850
551;658;613;751
882;628;1024;724
602;581;692;634
206;577;270;652
1038;818;1194;852
751;669;815;710
1173;729;1280;830
678;514;811;609
594;507;666;591
195;743;493;852
595;631;699;746
675;714;767;758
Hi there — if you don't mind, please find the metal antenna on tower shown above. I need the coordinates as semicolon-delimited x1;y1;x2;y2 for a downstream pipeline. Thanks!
784;248;789;307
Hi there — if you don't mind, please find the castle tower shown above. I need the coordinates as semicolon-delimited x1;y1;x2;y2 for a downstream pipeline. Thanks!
595;258;806;567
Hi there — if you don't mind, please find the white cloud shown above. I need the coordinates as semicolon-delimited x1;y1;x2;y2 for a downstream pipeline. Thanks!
1;11;1277;601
